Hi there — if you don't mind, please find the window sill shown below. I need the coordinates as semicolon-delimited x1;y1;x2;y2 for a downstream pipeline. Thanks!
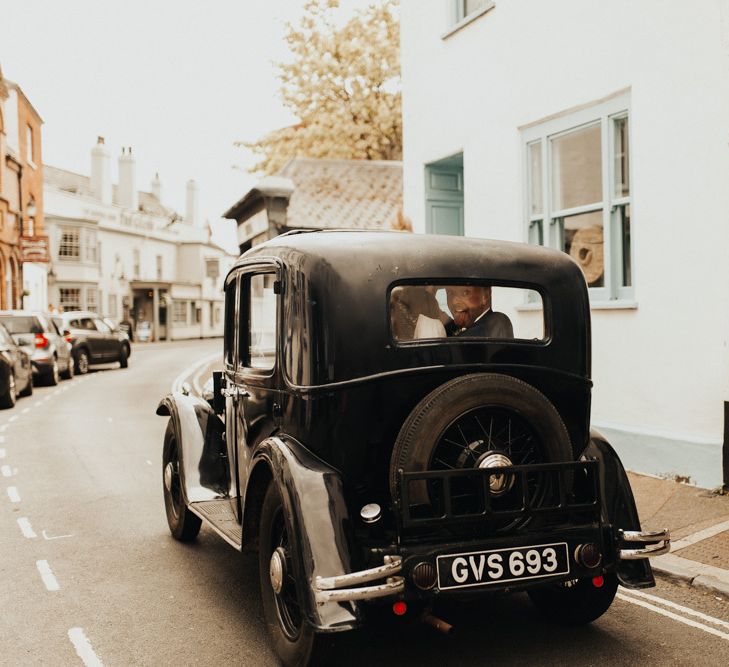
590;300;638;310
441;2;495;40
516;300;637;312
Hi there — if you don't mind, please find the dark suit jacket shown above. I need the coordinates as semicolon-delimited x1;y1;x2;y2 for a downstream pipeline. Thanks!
451;310;514;339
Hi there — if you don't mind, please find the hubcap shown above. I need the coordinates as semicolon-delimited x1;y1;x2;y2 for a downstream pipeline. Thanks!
164;462;175;492
477;452;515;496
269;547;286;594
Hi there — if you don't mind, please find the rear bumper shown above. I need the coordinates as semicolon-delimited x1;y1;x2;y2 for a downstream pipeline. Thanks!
310;524;671;604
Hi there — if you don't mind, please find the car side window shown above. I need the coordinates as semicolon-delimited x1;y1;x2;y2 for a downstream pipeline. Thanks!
79;318;96;331
224;276;237;367
239;272;277;371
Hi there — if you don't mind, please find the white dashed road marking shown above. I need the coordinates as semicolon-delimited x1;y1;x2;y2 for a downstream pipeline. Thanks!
36;560;60;591
0;448;5;458
1;464;13;477
17;517;37;538
68;627;104;667
8;415;18;422
7;486;20;502
21;407;30;414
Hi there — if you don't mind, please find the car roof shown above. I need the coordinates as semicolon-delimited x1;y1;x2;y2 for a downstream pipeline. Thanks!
229;231;591;386
62;311;99;319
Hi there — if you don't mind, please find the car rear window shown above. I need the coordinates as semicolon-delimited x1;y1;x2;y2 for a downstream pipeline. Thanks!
0;316;43;334
390;283;545;343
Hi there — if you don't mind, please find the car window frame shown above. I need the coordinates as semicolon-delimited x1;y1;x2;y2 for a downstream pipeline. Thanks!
387;278;553;347
229;259;281;384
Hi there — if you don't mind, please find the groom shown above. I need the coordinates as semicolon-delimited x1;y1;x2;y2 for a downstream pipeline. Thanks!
445;285;513;339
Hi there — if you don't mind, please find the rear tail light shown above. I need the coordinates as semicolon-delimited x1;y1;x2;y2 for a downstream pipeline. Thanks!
64;333;72;344
34;333;49;349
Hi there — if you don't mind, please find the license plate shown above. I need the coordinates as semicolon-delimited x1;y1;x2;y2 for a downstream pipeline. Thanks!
436;542;570;590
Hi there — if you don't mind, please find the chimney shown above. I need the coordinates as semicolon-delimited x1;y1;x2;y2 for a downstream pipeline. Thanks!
90;136;112;204
186;179;199;226
151;172;162;201
118;146;138;211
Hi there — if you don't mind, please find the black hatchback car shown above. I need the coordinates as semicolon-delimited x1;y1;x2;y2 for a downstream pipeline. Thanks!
61;311;131;374
0;323;32;408
157;231;669;666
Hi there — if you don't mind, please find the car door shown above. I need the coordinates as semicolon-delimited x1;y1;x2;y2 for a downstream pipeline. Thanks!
224;264;281;520
92;318;115;360
77;316;105;361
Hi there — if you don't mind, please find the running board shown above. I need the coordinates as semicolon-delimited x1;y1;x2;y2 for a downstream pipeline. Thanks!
189;500;242;549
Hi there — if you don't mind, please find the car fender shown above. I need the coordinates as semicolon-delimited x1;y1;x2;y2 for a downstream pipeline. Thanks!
156;392;228;503
251;435;362;633
585;429;655;589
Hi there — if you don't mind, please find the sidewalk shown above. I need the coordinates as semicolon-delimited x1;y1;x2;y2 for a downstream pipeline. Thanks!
630;471;729;598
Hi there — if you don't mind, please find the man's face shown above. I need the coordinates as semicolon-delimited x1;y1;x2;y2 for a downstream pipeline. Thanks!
446;286;491;329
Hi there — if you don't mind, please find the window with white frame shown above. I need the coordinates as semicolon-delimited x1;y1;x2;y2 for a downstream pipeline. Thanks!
523;94;632;301
172;300;188;324
26;126;35;166
58;228;81;260
84;229;98;262
452;0;493;25
86;288;98;313
59;287;81;311
156;255;163;281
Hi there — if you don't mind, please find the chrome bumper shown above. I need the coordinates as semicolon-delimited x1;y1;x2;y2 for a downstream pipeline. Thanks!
619;529;671;560
314;555;404;604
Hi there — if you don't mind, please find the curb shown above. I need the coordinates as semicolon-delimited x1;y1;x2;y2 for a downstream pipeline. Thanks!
652;557;729;598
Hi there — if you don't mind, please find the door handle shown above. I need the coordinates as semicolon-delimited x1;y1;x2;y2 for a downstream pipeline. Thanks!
221;386;250;399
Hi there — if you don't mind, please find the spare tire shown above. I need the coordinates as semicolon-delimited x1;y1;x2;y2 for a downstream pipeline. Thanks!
389;373;572;527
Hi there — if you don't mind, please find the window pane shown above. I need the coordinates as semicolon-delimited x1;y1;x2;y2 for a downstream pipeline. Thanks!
464;0;488;16
390;284;544;342
528;141;543;216
248;274;276;370
618;203;631;287
557;210;604;288
551;123;602;211
528;219;543;245
613;116;630;198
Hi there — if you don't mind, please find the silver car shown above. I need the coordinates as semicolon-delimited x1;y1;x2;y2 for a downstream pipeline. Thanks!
0;311;74;385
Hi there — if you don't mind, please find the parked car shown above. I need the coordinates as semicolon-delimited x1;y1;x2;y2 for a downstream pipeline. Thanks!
157;231;670;666
61;310;131;374
0;311;74;385
0;322;33;407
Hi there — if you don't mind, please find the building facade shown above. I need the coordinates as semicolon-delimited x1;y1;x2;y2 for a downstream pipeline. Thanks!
0;68;46;310
44;138;236;340
401;0;729;488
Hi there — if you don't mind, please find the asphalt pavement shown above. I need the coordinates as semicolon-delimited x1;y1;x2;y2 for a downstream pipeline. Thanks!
1;338;728;666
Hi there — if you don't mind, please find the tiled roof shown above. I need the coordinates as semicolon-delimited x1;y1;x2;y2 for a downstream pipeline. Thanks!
275;158;402;230
44;164;175;218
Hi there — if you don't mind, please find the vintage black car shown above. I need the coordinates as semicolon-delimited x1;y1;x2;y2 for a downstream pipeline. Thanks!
157;231;669;666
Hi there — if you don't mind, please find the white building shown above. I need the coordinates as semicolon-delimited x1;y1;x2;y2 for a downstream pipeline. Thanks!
400;0;729;488
44;138;236;341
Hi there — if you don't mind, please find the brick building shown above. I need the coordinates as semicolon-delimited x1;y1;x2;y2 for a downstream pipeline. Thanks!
0;65;46;309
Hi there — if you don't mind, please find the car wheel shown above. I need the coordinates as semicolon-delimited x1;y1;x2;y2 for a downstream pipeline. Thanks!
75;349;90;375
0;373;17;409
389;373;573;533
119;344;129;368
528;573;619;625
61;356;74;380
162;420;202;541
19;373;33;397
46;359;60;386
259;482;331;667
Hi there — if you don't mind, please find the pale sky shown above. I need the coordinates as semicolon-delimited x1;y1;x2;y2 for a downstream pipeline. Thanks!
0;0;374;252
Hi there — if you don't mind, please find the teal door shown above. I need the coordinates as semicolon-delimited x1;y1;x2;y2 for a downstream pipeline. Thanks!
425;154;464;236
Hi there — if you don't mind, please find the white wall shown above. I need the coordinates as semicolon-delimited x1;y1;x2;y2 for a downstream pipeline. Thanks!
401;0;729;485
